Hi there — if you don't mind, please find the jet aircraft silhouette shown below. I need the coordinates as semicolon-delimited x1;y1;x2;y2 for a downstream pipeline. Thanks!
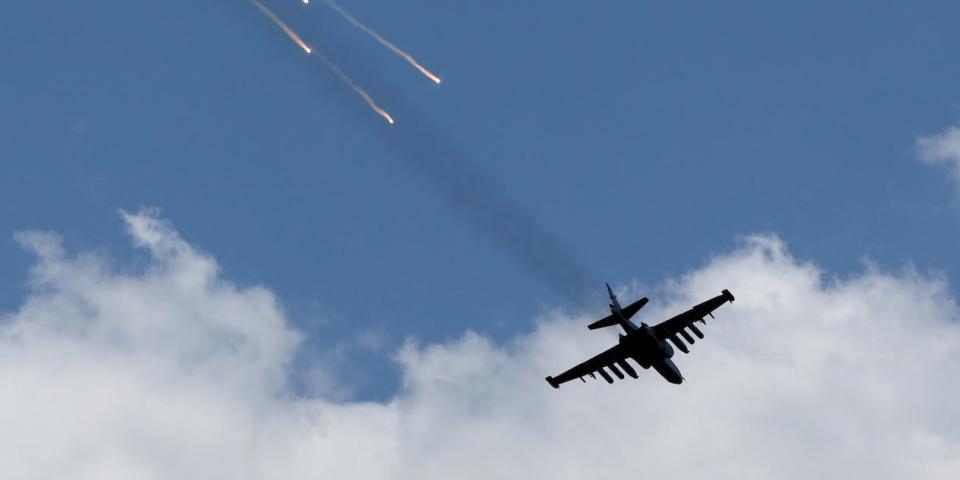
546;284;735;387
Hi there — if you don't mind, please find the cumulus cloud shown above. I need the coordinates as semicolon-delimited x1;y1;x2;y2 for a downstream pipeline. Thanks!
1;211;959;479
918;123;960;189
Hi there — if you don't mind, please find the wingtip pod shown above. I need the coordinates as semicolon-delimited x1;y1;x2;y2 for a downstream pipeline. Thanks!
722;289;735;303
545;376;559;389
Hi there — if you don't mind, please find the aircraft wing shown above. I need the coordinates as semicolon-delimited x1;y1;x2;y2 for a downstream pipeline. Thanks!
545;343;635;388
653;289;735;350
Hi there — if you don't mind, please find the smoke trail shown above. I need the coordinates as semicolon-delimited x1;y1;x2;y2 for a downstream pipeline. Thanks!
378;109;597;306
305;43;596;306
314;53;395;125
323;0;442;85
250;0;312;54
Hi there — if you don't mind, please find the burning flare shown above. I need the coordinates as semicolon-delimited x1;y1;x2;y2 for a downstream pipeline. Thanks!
314;54;395;125
250;0;312;54
323;0;442;85
250;0;392;124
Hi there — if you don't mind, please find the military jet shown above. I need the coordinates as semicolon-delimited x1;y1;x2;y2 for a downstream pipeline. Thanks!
546;284;735;387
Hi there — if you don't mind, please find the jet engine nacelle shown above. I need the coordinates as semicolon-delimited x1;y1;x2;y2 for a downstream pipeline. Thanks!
658;337;675;358
632;356;652;369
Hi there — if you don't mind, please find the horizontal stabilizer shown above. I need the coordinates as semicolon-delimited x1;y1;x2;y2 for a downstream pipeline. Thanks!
588;297;649;330
587;315;619;330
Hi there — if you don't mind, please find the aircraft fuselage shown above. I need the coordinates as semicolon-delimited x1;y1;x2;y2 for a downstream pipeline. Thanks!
545;287;734;388
618;323;684;384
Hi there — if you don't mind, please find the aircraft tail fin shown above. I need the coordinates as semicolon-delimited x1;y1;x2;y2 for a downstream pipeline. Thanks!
606;283;621;311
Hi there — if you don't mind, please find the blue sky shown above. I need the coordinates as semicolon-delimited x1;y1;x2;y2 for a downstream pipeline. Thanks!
3;0;960;399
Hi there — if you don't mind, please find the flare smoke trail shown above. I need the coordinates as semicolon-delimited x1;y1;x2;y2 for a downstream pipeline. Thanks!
323;0;442;85
250;0;312;54
311;46;597;306
314;53;395;124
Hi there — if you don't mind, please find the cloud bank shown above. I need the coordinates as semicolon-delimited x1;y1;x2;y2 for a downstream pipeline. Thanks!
1;210;958;479
918;122;960;190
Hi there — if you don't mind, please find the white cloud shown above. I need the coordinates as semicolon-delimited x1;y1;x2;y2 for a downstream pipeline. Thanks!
1;212;959;479
918;123;960;189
